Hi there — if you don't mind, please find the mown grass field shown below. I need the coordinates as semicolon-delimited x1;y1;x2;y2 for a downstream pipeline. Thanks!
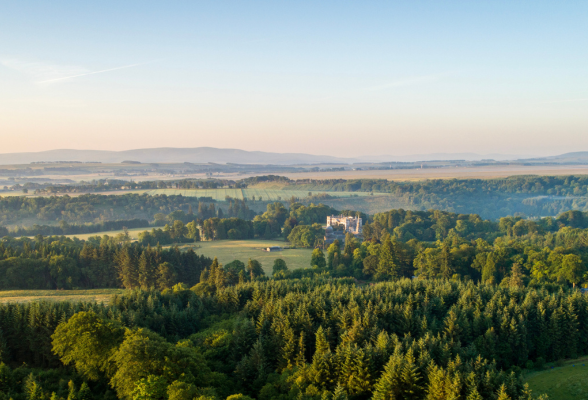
59;227;147;241
525;357;588;399
179;239;313;275
0;289;125;304
143;188;380;201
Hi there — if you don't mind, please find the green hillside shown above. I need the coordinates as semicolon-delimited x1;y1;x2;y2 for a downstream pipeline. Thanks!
526;358;588;399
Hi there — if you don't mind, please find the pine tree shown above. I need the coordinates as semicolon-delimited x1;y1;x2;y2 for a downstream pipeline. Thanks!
400;348;422;400
348;348;372;395
314;326;330;358
372;351;404;400
466;388;483;400
77;382;91;400
24;374;44;400
116;246;139;289
138;249;156;289
282;327;296;369
496;384;512;400
296;332;307;367
376;235;397;280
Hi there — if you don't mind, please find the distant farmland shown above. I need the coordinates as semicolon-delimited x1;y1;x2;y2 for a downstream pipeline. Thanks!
143;188;382;201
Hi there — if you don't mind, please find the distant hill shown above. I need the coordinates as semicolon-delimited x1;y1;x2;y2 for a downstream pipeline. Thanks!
356;152;531;162
0;147;584;166
529;152;588;163
0;148;355;166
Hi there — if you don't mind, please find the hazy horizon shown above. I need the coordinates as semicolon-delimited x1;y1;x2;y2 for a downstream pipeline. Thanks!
0;146;541;162
1;1;586;157
0;146;576;167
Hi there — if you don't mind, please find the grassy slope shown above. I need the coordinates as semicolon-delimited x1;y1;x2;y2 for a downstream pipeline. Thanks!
525;357;588;399
318;195;414;214
177;240;313;275
0;289;125;304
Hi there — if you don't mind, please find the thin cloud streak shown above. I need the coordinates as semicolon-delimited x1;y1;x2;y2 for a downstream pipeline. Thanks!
37;61;158;84
1;58;87;82
1;57;160;85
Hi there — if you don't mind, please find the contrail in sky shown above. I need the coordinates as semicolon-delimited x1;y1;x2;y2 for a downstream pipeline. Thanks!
36;61;158;84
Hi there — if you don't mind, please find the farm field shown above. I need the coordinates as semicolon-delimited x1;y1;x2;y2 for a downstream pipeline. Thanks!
143;188;381;201
525;357;588;400
282;165;588;181
39;226;147;241
2;164;588;193
0;289;125;304
180;239;313;274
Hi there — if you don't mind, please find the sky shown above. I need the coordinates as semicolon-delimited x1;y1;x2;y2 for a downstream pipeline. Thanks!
0;1;587;158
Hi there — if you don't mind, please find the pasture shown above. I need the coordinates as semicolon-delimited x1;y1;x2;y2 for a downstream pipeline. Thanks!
181;239;313;274
60;226;147;241
525;357;588;400
0;289;125;304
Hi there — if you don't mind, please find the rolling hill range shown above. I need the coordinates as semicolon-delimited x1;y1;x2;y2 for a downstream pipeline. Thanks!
0;147;586;166
0;147;354;166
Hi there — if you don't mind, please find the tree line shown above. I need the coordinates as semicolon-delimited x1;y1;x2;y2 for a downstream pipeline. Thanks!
277;175;588;219
0;194;226;226
0;235;211;290
3;206;588;290
0;218;149;238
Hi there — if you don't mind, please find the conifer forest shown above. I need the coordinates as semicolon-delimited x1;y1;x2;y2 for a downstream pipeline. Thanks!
1;194;588;399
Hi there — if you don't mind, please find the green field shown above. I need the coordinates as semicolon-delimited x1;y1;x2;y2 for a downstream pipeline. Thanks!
143;188;380;201
59;227;147;241
525;357;588;399
0;289;125;304
180;239;313;274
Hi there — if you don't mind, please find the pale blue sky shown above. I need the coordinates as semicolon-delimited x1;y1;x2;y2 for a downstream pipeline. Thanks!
0;1;586;157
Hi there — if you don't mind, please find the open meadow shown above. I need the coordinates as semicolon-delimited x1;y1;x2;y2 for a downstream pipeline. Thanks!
525;357;588;400
58;226;147;241
0;289;125;304
176;239;313;274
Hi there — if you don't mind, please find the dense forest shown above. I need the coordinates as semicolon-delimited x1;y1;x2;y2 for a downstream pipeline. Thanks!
4;175;588;230
285;175;588;219
2;207;588;290
2;174;588;240
0;194;255;232
1;201;588;398
0;278;573;399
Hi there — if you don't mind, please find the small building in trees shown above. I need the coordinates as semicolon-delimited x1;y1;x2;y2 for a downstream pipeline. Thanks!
324;215;362;245
326;215;362;234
